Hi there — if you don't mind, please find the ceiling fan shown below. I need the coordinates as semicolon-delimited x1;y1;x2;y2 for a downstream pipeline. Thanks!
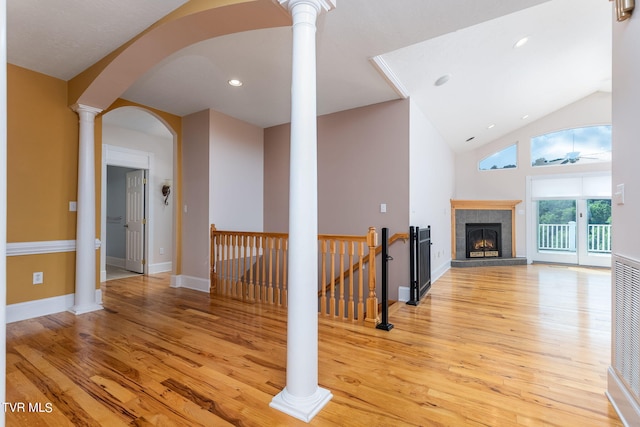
548;151;605;164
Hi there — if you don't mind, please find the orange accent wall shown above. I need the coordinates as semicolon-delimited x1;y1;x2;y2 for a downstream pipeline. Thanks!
8;64;79;242
7;253;76;305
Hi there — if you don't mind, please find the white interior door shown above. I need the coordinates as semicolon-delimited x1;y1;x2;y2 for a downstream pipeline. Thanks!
125;169;145;273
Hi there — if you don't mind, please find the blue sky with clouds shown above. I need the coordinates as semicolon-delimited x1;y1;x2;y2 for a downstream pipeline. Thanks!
479;125;611;170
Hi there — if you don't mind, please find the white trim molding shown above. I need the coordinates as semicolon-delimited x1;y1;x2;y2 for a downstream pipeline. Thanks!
170;275;210;292
149;262;172;274
7;289;103;323
7;239;101;256
370;56;410;99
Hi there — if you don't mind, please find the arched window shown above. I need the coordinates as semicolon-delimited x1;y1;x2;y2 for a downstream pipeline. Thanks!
479;143;517;171
531;125;611;167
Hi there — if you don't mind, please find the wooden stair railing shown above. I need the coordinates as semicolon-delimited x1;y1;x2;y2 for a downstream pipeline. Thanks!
210;225;379;325
317;232;409;298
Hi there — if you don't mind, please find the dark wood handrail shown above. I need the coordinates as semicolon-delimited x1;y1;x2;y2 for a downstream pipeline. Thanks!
318;232;409;296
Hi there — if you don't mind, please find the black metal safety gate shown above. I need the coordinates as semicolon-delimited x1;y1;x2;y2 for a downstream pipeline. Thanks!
407;226;431;306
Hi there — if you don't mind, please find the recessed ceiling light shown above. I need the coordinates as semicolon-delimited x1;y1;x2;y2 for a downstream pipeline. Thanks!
521;114;530;120
434;74;451;87
466;136;475;142
228;79;243;87
487;124;496;129
514;36;529;48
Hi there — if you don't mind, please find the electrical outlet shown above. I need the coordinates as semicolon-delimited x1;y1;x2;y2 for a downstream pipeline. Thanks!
159;247;165;255
33;272;43;285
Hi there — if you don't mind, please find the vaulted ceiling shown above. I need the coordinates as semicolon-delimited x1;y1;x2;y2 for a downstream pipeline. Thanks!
7;0;611;152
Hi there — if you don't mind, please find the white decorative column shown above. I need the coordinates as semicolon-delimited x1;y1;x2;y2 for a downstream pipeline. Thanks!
69;104;103;315
270;0;335;422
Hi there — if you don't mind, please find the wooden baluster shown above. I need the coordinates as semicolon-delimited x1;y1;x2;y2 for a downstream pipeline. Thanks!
268;237;274;304
254;236;260;302
216;232;222;294
231;234;237;297
320;239;327;315
228;234;234;296
242;235;248;301
223;234;229;295
214;224;216;293
365;227;379;326
330;240;336;317
248;235;255;302
275;238;281;306
348;241;355;321
358;241;365;321
235;234;241;298
261;236;267;302
282;238;288;308
237;234;243;298
339;240;345;319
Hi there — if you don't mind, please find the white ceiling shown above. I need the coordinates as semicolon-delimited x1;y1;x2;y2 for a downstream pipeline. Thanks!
7;0;611;153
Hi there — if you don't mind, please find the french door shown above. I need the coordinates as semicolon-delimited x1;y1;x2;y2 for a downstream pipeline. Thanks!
534;198;611;267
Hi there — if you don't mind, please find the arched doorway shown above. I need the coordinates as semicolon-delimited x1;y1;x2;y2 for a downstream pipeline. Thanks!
100;107;176;281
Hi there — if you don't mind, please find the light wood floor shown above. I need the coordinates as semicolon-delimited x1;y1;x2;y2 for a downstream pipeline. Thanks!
6;264;623;426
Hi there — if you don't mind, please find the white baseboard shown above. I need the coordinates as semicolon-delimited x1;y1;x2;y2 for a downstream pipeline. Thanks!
7;289;103;323
149;262;172;274
397;261;450;303
170;275;210;293
398;286;410;302
607;366;640;427
106;256;125;268
432;261;450;282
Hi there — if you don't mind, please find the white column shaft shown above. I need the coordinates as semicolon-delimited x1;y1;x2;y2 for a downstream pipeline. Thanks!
270;0;335;422
287;1;320;397
71;105;103;315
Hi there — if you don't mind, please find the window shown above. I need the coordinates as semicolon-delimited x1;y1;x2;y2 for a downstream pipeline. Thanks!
531;125;611;167
478;143;517;171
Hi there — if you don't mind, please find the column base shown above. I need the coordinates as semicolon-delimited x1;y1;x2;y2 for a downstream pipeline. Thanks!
68;303;103;316
270;386;332;422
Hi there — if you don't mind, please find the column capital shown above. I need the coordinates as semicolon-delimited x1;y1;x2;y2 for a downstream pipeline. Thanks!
278;0;336;13
70;103;103;116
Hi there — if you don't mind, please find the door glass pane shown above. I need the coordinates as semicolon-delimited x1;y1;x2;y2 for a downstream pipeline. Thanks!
587;199;612;254
537;200;577;253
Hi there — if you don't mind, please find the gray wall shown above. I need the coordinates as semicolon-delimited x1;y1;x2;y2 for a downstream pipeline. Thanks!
264;99;411;300
181;110;211;279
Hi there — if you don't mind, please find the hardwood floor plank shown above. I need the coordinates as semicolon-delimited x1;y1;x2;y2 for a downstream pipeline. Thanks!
6;265;623;426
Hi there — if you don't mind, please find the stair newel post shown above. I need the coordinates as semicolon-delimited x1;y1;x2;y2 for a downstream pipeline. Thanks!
365;227;379;326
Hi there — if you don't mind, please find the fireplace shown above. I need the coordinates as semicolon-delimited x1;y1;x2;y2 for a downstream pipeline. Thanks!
466;223;501;258
450;200;525;267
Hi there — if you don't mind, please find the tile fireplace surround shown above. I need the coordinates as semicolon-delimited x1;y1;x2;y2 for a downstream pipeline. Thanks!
450;200;525;267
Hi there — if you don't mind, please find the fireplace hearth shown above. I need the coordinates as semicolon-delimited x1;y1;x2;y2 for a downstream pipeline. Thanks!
466;223;501;258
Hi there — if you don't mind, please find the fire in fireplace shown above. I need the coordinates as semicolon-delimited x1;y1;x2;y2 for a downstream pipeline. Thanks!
466;223;502;258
